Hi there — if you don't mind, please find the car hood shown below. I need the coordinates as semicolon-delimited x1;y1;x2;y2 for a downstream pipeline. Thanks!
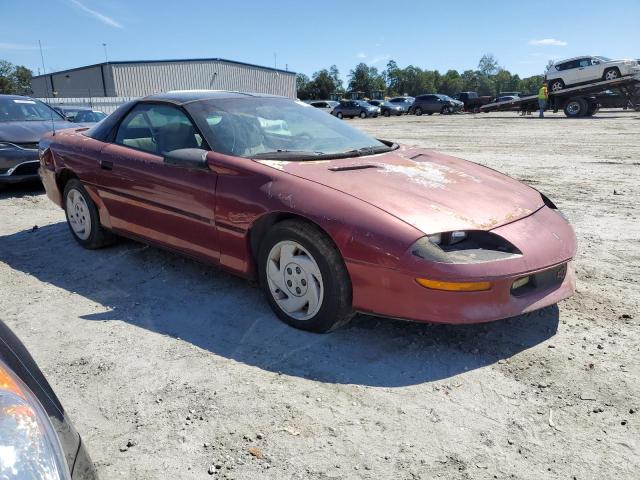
257;148;544;234
0;120;76;143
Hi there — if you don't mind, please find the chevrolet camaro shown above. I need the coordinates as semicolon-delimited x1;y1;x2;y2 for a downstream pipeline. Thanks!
39;91;576;333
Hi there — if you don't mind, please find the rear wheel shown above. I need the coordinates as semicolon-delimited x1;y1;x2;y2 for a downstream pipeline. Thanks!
603;68;620;81
336;112;343;119
414;107;423;116
563;97;589;117
258;220;354;333
549;79;564;92
63;179;115;249
384;110;391;117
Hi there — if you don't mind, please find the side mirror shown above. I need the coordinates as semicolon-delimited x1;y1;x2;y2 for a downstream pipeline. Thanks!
163;148;209;169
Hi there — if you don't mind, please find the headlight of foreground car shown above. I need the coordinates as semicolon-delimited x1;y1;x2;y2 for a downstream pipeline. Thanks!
411;231;522;264
0;361;71;480
411;231;522;291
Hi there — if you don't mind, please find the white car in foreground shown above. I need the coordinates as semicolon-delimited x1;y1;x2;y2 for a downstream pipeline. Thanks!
545;56;640;91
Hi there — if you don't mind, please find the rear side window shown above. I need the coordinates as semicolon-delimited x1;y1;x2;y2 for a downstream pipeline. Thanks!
115;103;203;155
578;58;591;68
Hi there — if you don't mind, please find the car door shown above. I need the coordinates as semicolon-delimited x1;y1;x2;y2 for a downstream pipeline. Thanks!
95;102;220;262
574;57;597;83
423;95;437;113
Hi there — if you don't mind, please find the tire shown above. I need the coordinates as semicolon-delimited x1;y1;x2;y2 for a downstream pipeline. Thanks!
414;107;423;116
258;220;354;333
563;97;589;117
603;68;620;81
549;79;564;92
384;110;391;117
359;111;367;119
336;112;343;119
441;106;452;114
586;102;599;116
427;112;433;115
63;178;115;249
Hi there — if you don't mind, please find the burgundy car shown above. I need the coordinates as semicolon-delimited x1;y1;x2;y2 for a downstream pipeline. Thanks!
39;91;576;333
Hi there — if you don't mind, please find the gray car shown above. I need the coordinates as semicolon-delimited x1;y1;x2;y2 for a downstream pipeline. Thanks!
409;94;464;115
387;96;415;113
54;106;107;126
331;100;380;119
367;100;404;116
0;95;76;186
307;100;339;114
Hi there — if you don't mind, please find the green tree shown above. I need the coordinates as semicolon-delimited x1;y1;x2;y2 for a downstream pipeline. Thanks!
438;69;463;96
347;63;385;97
0;60;34;95
478;53;500;75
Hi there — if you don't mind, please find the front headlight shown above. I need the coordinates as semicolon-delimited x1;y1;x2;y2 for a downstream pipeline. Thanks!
411;230;521;264
0;361;71;479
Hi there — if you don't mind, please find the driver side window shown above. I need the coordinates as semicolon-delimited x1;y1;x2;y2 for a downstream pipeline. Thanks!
115;103;204;155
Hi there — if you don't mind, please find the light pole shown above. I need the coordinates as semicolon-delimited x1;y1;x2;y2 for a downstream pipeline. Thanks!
102;43;109;63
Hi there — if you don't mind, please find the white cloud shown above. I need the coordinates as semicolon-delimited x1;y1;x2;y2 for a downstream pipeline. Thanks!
69;0;123;28
370;54;390;65
528;38;567;46
356;52;367;58
0;43;39;50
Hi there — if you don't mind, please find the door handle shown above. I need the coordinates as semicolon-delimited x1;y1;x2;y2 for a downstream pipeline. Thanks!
100;160;113;170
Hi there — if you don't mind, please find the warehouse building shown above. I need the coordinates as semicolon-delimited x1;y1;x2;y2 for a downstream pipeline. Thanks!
31;58;296;98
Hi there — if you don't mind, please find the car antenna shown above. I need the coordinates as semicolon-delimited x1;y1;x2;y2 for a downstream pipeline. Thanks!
39;39;55;136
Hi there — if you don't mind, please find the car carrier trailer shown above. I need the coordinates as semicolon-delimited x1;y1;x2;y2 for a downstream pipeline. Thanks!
480;74;640;117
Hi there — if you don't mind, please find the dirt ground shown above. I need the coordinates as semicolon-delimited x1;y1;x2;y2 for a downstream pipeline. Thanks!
1;110;638;480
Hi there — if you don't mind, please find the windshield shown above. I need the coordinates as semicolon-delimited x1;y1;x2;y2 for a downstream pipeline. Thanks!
0;97;64;122
187;97;392;160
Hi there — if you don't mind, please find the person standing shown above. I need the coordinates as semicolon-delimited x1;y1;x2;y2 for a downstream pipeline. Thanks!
538;82;549;118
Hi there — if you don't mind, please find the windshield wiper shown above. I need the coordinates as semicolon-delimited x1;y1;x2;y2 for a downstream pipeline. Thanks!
339;144;396;157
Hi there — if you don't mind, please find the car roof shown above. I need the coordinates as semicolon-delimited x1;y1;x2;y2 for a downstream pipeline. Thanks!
142;89;286;105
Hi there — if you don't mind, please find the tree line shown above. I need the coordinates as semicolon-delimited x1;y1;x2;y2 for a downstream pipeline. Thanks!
297;54;546;100
0;60;33;95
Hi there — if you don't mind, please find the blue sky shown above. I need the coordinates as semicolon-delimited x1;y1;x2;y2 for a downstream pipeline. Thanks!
1;0;638;82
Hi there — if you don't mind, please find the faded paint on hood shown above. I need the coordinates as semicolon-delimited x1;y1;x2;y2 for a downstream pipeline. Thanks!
256;148;544;234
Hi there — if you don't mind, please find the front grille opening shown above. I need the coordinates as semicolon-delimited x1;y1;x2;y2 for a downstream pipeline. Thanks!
511;263;567;297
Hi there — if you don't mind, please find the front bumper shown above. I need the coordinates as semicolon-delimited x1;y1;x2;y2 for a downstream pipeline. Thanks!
347;206;577;324
0;148;41;184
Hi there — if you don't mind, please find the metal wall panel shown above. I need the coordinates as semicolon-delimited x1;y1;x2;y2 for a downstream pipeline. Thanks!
111;60;296;97
31;65;111;98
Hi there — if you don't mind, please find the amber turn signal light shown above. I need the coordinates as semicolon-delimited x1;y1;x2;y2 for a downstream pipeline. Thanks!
415;278;492;292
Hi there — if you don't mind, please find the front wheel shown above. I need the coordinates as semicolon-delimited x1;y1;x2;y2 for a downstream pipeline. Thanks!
63;179;115;249
359;111;367;118
259;220;354;333
603;68;620;81
414;107;423;116
336;112;343;119
549;79;564;92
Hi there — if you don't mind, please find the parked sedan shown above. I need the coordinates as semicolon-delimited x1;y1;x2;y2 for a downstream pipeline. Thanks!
0;95;75;186
387;96;415;113
331;100;379;119
40;91;576;333
409;94;464;115
367;100;404;116
0;319;97;479
54;106;108;125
